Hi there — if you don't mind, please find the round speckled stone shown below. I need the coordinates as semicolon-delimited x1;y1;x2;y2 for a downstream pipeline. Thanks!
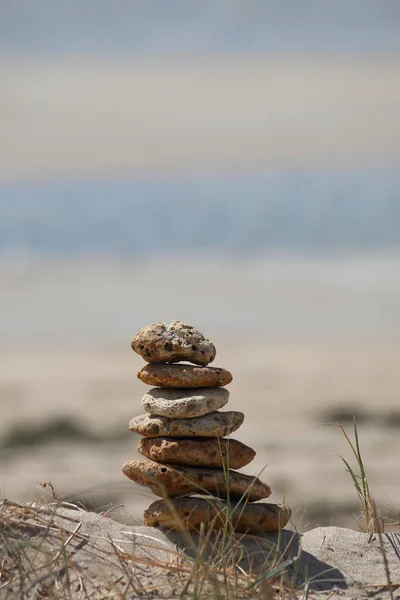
131;321;216;366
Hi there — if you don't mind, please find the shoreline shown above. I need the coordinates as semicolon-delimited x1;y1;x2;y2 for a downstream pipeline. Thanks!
1;253;400;343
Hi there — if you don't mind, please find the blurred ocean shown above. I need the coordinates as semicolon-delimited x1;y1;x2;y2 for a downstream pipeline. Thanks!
1;171;400;343
1;171;399;256
1;0;400;55
1;1;400;528
1;2;399;341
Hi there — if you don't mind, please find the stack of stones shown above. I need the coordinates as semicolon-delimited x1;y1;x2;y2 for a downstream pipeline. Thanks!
122;321;291;534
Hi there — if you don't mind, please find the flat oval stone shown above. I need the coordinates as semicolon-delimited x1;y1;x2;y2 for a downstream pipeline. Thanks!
137;437;256;469
131;321;216;366
137;364;232;388
122;459;271;502
129;411;244;438
142;387;229;419
144;498;291;533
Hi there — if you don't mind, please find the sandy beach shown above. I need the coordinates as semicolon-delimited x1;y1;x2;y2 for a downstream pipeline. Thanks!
1;49;399;531
1;10;400;596
1;336;400;530
1;255;399;530
1;55;400;182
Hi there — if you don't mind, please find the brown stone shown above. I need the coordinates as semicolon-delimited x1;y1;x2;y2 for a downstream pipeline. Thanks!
144;497;291;533
142;387;229;419
137;437;256;469
128;411;244;438
122;459;271;502
131;321;216;366
137;363;233;388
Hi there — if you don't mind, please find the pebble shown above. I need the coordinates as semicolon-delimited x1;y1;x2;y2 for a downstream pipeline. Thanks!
122;459;271;501
137;437;256;469
137;363;232;388
129;411;244;438
144;497;292;533
131;321;216;365
142;387;229;419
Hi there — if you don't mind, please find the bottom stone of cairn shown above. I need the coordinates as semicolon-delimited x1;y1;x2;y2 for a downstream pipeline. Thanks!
144;497;291;533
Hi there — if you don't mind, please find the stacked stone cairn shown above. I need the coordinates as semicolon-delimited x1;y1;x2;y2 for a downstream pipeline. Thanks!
122;321;291;534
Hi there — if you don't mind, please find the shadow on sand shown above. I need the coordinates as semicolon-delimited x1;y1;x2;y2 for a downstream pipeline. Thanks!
166;528;347;592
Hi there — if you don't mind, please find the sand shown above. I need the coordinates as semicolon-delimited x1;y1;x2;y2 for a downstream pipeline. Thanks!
0;255;399;530
1;338;400;529
1;48;399;532
1;55;400;182
3;501;399;599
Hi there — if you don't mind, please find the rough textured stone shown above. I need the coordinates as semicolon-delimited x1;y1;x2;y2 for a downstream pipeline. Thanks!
144;497;291;533
137;363;233;388
122;459;271;501
129;411;244;438
131;321;216;365
137;437;256;469
142;387;229;419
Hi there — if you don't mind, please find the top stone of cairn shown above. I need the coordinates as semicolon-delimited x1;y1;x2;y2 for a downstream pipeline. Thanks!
131;321;216;366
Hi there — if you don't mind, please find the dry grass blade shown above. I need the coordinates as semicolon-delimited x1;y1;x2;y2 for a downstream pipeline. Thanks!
371;500;395;600
336;417;377;533
2;497;301;599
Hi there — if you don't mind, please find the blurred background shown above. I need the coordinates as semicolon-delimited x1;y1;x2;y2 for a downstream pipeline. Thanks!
0;1;400;531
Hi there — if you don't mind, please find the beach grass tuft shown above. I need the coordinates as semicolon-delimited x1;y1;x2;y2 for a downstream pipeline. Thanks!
337;416;400;534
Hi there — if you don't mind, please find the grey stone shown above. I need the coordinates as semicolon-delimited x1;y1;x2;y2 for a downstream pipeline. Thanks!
129;410;244;438
142;387;229;418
